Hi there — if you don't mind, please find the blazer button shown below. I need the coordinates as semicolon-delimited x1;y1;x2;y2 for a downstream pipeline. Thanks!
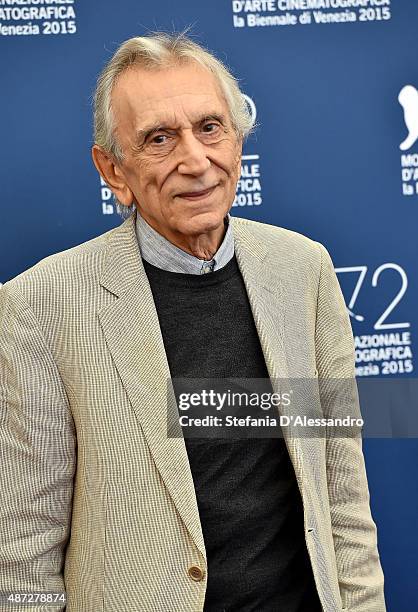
188;565;205;581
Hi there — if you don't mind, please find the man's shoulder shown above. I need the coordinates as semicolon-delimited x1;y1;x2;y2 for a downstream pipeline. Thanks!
231;215;323;259
1;219;127;306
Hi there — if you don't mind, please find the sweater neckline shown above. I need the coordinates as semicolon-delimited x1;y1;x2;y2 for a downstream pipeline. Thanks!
142;254;240;288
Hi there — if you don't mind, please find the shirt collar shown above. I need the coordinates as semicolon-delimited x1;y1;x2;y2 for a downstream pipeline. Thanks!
135;209;234;274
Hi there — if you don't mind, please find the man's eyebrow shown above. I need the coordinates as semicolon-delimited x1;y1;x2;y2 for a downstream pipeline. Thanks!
134;113;227;145
199;113;227;125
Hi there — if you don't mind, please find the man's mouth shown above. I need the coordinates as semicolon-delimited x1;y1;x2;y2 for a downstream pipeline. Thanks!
176;185;218;200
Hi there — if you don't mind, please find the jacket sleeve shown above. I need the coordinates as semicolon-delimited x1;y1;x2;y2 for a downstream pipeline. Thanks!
314;243;386;612
0;282;75;612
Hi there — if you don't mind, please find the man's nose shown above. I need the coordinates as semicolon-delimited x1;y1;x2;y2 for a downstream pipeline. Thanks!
177;131;211;175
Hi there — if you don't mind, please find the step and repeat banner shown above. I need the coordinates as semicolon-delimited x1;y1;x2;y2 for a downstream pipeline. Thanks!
1;1;417;609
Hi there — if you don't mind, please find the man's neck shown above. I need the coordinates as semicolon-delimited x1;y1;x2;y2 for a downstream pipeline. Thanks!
138;214;227;260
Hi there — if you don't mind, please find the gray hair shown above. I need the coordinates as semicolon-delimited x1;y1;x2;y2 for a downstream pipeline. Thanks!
93;30;255;218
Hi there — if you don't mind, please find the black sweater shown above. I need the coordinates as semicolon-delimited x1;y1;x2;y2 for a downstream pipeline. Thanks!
142;255;322;612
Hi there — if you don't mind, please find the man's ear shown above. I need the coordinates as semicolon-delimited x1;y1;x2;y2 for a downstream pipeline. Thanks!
91;145;134;207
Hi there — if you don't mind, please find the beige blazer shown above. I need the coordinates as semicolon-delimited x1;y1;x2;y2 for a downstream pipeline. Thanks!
0;212;385;611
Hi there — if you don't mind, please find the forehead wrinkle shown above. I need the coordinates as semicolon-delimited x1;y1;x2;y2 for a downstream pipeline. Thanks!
112;68;231;148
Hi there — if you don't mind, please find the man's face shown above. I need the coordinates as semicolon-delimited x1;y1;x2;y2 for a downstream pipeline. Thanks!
110;62;242;238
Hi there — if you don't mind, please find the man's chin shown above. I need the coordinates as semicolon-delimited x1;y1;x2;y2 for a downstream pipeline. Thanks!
175;209;228;237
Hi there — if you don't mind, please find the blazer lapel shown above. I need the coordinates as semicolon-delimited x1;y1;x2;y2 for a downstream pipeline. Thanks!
231;217;307;490
98;212;206;560
97;212;306;562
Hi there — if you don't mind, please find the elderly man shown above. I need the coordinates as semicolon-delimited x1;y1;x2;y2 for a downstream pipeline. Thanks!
0;33;385;612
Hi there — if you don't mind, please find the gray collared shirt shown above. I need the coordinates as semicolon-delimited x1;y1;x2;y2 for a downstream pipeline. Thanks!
135;210;234;274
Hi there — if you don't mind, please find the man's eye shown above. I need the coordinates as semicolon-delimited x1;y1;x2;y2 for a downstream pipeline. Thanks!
151;134;168;144
202;123;219;133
